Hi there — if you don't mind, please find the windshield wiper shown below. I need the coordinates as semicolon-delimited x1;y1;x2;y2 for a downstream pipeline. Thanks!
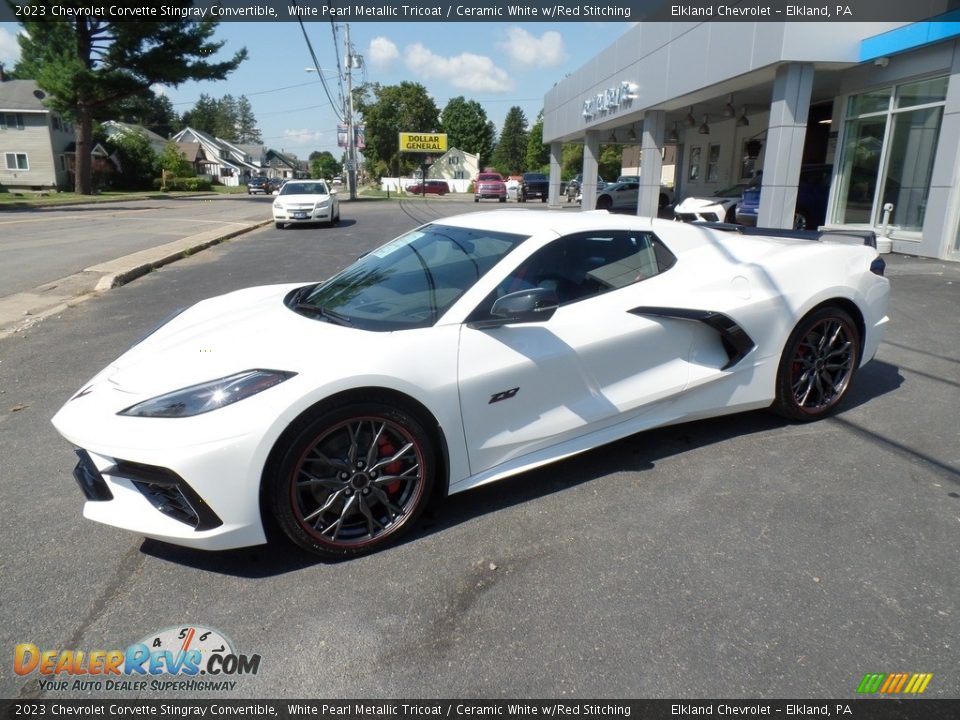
293;303;353;326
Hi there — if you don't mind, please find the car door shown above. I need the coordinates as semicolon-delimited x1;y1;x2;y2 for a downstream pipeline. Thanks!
612;182;640;209
456;230;697;477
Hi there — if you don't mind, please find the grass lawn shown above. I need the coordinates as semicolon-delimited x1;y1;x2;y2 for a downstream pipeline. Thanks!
0;187;241;209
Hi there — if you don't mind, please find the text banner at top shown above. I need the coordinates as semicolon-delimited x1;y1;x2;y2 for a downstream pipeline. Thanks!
3;0;960;23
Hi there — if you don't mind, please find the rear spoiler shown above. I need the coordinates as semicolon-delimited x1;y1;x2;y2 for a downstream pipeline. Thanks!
697;222;878;249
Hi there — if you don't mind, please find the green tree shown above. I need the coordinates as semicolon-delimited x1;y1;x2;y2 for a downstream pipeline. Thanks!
13;2;246;194
181;94;220;135
525;113;550;173
113;90;178;139
492;106;528;176
99;128;158;191
559;143;622;182
309;151;341;179
354;81;440;176
561;143;583;179
235;96;261;144
441;96;495;167
158;141;193;178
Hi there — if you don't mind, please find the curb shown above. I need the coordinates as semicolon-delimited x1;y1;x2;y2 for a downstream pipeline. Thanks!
0;218;273;341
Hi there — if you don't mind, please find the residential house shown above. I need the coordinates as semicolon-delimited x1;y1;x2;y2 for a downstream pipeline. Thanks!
100;120;170;155
170;127;262;186
0;76;74;190
427;147;479;192
264;149;302;180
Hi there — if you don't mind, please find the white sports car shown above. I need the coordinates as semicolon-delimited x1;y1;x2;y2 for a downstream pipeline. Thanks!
52;211;889;559
674;183;751;223
272;179;340;229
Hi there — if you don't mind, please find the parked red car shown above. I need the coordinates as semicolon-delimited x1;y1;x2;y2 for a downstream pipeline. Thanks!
407;179;449;195
474;172;507;202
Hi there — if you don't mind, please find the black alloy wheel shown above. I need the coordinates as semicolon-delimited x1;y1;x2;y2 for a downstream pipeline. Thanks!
268;402;435;559
774;307;860;421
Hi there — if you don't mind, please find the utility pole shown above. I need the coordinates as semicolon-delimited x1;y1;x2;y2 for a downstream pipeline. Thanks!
344;23;357;201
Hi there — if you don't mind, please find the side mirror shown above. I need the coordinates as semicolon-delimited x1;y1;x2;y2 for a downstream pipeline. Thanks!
471;288;559;329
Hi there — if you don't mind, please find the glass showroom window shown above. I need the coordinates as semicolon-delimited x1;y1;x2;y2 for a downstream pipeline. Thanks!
834;76;947;230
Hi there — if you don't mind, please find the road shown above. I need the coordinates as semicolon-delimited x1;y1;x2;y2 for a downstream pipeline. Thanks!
0;198;958;699
0;194;273;297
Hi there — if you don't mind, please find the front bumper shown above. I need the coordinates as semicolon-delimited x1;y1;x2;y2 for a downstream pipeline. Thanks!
52;379;285;551
273;205;333;224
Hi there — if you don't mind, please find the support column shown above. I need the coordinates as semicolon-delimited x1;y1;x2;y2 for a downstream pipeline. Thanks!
582;131;601;211
758;62;814;229
548;141;563;207
637;113;665;218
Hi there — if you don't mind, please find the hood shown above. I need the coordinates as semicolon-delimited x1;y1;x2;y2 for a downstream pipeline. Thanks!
104;284;351;397
675;196;737;212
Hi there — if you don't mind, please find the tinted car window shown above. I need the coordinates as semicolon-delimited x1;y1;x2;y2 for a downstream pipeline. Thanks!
295;224;527;330
483;231;676;309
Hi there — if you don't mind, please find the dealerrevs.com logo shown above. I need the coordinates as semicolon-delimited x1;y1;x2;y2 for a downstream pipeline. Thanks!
14;625;261;693
856;672;933;695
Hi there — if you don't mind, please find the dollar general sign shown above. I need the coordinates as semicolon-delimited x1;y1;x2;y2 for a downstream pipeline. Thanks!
399;132;448;153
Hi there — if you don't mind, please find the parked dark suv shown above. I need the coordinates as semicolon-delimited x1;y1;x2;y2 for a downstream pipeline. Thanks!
519;172;549;202
735;164;832;230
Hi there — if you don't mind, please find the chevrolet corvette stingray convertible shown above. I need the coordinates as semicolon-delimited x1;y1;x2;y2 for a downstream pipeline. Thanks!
52;211;889;559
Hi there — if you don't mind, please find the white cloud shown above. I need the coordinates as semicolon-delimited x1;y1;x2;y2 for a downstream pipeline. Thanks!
368;37;400;66
497;27;565;68
0;28;22;67
404;43;513;93
283;128;325;145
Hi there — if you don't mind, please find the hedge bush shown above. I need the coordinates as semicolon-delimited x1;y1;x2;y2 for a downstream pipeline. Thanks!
152;177;213;191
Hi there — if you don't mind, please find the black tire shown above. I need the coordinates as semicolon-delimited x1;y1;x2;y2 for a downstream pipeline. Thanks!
773;307;861;421
540;196;547;203
596;195;612;210
474;197;479;203
793;212;809;230
266;402;436;559
659;193;669;208
275;222;284;230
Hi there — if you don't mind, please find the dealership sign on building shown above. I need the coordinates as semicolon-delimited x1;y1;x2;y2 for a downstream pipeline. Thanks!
399;132;448;153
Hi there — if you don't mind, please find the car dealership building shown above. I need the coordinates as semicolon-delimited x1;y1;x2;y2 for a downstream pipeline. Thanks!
542;19;960;261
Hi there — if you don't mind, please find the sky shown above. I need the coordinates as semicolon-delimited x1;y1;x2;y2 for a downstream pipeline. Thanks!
0;20;633;158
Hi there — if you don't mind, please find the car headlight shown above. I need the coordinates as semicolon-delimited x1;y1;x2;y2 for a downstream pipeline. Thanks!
118;369;296;418
273;202;282;209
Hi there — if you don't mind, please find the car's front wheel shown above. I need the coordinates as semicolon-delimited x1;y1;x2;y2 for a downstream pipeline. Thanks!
267;402;436;559
773;307;860;421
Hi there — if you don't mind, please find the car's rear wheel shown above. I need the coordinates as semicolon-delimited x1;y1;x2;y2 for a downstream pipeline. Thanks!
773;307;860;421
267;402;435;559
499;196;506;203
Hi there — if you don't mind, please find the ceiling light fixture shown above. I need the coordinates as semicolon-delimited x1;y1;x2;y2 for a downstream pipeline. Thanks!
724;94;736;118
737;107;750;127
667;121;679;144
685;106;696;127
698;115;710;134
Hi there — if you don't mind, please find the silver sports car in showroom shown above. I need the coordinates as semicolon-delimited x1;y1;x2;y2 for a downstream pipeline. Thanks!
53;211;889;559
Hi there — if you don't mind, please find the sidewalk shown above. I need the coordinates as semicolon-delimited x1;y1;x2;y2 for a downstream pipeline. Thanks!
0;217;272;341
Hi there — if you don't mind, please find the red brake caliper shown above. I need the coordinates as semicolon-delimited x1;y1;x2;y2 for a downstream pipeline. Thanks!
377;436;403;494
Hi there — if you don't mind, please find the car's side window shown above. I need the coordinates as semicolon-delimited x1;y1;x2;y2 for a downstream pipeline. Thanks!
477;231;677;315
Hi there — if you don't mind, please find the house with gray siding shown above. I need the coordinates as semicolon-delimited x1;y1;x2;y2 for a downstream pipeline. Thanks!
0;78;74;190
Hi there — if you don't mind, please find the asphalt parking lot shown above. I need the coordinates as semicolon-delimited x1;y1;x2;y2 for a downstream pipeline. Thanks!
0;198;957;700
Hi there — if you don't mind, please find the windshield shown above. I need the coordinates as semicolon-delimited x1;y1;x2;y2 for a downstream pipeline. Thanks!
292;224;527;330
280;182;328;196
478;174;502;181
